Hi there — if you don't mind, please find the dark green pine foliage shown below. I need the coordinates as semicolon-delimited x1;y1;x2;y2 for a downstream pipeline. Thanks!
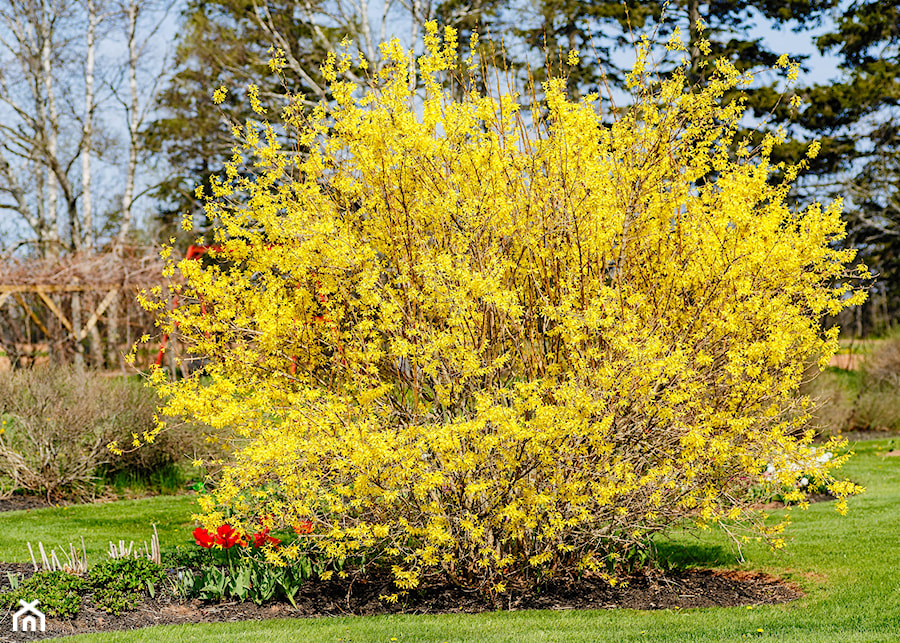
143;1;331;243
511;0;835;99
145;0;512;243
510;0;653;98
794;1;900;330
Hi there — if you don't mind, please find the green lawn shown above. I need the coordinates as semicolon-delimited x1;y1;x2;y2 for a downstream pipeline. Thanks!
0;494;197;563
8;439;900;642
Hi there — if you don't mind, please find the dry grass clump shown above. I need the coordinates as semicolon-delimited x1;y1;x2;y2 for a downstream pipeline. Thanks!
806;331;900;435
0;366;216;498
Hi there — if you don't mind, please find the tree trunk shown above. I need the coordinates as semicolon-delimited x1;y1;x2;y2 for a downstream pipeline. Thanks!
71;293;84;371
115;0;139;249
82;0;98;252
687;0;702;84
39;2;69;251
106;290;120;370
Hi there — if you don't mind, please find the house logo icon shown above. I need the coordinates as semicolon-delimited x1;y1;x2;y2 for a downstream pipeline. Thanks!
12;599;45;632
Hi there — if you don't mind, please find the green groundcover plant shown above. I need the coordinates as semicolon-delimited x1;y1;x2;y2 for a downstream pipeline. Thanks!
1;558;166;618
139;25;866;595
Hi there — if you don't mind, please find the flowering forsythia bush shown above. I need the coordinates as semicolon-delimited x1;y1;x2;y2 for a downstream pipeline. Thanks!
143;26;866;593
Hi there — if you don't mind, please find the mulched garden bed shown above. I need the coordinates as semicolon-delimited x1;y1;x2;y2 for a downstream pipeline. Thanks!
0;563;801;641
0;496;53;513
754;491;836;510
0;490;814;640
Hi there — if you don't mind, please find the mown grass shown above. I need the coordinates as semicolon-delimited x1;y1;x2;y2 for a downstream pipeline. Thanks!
0;494;197;562
9;439;900;642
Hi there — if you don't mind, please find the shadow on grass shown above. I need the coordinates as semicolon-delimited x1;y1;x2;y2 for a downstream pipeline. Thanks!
651;538;733;571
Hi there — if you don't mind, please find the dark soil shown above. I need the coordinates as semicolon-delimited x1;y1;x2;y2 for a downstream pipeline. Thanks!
755;491;836;510
0;489;197;514
0;496;51;513
0;562;801;641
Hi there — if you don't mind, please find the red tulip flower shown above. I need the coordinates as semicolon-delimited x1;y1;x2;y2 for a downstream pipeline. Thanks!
252;528;281;548
293;519;313;535
193;527;216;548
215;524;243;548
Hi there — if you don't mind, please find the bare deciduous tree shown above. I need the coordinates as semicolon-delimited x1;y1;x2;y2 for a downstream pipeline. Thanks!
0;0;173;258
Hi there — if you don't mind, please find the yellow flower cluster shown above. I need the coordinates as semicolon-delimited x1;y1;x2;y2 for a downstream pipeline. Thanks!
146;25;866;593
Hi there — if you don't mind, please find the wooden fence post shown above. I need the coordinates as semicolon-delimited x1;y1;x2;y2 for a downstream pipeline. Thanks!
71;292;85;371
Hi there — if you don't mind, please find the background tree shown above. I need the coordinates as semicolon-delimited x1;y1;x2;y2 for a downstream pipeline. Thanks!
0;0;75;256
793;0;900;333
0;0;172;258
144;0;508;243
508;0;836;99
143;0;329;242
148;0;844;243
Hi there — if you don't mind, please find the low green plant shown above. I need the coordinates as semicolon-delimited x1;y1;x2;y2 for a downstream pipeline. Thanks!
196;565;229;602
161;544;218;569
0;570;86;618
89;558;168;615
229;565;252;602
174;559;310;606
6;571;21;590
0;552;169;620
172;568;200;599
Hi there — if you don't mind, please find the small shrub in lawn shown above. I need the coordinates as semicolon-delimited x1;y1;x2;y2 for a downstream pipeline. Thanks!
861;330;900;387
746;451;836;505
0;571;86;618
88;558;168;615
0;366;224;499
0;366;145;497
851;331;900;431
144;26;867;594
102;418;225;486
801;366;860;436
852;386;900;432
0;367;158;498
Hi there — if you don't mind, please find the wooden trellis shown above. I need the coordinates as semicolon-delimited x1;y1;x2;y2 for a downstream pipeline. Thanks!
0;252;166;370
0;284;117;340
1;285;119;364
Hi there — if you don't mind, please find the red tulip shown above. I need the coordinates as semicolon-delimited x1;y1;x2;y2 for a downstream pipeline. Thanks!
215;523;243;548
193;527;216;548
252;528;281;548
293;519;313;535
